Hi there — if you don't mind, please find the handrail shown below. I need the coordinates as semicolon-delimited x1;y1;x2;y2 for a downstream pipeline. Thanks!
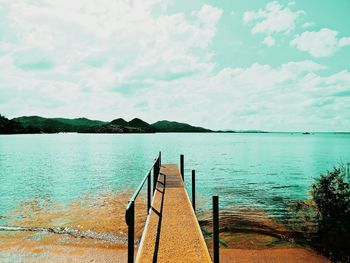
124;153;218;262
125;156;159;210
125;152;161;263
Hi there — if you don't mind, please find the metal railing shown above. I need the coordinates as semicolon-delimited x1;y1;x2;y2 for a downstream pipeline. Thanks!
182;155;220;262
125;152;161;263
125;153;220;262
181;154;220;262
213;196;219;263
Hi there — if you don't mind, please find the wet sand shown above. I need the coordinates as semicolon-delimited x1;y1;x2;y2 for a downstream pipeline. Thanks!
0;191;144;262
220;248;330;263
0;232;330;263
0;191;330;262
6;191;147;237
0;232;127;262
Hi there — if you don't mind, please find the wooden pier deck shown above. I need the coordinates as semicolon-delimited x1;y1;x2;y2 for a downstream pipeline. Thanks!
136;164;212;263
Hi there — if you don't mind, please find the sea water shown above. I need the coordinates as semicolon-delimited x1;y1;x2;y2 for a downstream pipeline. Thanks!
0;133;349;226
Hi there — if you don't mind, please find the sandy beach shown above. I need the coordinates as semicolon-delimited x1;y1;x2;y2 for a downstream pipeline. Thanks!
220;248;329;263
0;232;127;262
0;232;329;263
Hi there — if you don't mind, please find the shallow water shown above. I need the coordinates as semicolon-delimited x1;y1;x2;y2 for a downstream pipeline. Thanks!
0;133;349;229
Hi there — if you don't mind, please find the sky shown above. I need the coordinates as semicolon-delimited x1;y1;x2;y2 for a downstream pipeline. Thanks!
0;0;349;131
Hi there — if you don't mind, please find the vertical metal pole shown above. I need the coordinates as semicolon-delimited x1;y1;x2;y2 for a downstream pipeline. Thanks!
153;161;158;193
158;156;161;175
147;171;151;213
180;154;184;181
159;151;161;166
192;170;196;212
213;196;219;263
128;201;135;263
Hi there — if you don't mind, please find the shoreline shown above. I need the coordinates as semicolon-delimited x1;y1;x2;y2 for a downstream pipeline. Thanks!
0;190;334;262
1;131;349;135
0;231;329;262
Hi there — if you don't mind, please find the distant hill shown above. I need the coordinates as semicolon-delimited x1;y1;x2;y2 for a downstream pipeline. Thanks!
84;117;156;133
128;118;155;132
216;129;268;133
152;120;212;132
81;124;154;133
7;116;213;134
13;116;106;133
110;118;128;126
52;117;106;127
0;115;39;134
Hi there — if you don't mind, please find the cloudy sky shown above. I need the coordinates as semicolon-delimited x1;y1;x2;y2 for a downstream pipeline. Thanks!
0;0;349;131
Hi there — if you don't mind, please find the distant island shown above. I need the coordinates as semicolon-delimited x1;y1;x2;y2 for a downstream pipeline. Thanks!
216;129;268;133
4;115;345;135
0;115;213;134
2;114;347;135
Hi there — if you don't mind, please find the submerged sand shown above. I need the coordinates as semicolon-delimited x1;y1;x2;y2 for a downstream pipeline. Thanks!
0;191;330;262
0;191;145;262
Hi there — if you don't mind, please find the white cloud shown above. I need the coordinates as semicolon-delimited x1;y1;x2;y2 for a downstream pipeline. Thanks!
133;60;349;131
302;22;315;28
339;37;350;47
243;11;258;24
263;36;275;47
291;28;350;57
0;1;349;131
4;1;222;74
243;1;304;46
193;4;222;27
0;1;222;119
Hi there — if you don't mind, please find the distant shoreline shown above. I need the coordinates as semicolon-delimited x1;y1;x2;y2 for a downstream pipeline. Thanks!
1;131;349;135
1;115;349;135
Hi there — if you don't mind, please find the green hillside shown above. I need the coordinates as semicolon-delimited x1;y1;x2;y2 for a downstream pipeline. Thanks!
83;117;156;133
13;116;106;133
151;120;212;132
110;118;129;126
8;116;213;134
52;117;107;127
0;115;39;134
128;118;155;132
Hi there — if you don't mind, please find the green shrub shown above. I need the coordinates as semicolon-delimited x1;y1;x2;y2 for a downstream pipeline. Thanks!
310;166;350;262
311;166;350;221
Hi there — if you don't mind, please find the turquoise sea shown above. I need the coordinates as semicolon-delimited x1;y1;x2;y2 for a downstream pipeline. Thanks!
0;133;349;227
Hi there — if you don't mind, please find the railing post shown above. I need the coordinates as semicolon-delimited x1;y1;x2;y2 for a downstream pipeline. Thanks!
192;170;196;212
180;154;184;181
159;151;161;166
125;153;162;263
158;154;161;175
213;196;219;263
153;160;158;193
126;201;135;263
147;171;151;213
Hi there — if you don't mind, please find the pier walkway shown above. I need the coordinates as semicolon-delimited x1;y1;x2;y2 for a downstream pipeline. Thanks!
136;164;211;262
